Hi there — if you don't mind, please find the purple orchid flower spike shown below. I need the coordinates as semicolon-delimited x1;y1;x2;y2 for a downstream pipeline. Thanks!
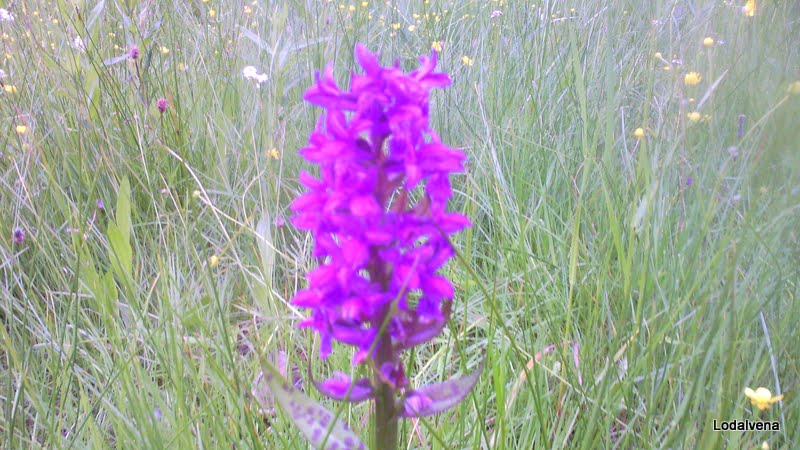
288;44;479;449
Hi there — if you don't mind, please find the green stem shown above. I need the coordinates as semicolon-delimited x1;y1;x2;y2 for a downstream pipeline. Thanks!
374;381;398;450
373;332;397;450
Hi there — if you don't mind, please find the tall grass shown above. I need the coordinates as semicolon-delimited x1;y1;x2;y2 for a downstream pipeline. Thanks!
1;0;798;448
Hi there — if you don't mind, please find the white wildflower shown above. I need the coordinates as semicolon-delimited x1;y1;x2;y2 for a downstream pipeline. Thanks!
72;36;86;52
0;8;14;22
242;66;268;85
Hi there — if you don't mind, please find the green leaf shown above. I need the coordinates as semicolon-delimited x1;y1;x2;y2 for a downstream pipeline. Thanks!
116;177;132;244
107;222;132;280
253;358;365;450
256;212;274;287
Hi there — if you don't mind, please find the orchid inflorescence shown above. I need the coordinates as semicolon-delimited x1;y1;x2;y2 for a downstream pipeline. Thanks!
281;43;480;448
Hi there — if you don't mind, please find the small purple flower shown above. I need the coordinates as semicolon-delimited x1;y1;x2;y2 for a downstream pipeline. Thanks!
129;46;139;60
97;198;105;210
685;175;693;187
157;97;168;114
12;227;25;244
274;215;285;227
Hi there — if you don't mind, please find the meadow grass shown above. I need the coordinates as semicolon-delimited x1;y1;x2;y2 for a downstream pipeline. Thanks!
1;0;799;448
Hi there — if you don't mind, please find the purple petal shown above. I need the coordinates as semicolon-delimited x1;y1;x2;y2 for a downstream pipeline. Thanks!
314;373;374;402
418;143;466;173
350;195;381;217
326;110;351;139
400;358;484;417
290;192;326;212
393;263;421;290
308;264;337;287
399;301;452;350
355;44;381;76
436;212;472;233
319;333;332;359
341;238;369;266
330;322;374;346
421;276;454;300
420;73;451;89
379;361;409;389
426;175;453;201
292;289;323;308
303;65;358;110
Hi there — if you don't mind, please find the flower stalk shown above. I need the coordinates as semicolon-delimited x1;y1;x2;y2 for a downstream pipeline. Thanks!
374;332;398;450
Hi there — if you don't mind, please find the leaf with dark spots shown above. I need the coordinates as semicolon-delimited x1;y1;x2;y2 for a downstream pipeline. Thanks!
400;357;484;418
251;351;303;416
254;355;365;450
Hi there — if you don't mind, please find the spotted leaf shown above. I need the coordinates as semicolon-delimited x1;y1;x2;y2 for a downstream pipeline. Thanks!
255;357;365;450
400;358;484;418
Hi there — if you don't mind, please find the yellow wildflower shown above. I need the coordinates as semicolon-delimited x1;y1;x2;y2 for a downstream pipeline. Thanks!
160;46;170;55
209;255;220;266
634;128;645;139
4;85;17;93
52;18;59;25
744;387;783;411
391;23;401;30
687;112;701;122
192;190;201;198
349;5;356;12
762;441;769;450
684;71;702;86
407;25;416;32
431;41;442;52
15;125;27;134
654;52;663;60
461;56;473;66
361;1;368;7
743;0;755;16
267;148;279;160
703;37;714;47
787;81;800;95
209;9;216;18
